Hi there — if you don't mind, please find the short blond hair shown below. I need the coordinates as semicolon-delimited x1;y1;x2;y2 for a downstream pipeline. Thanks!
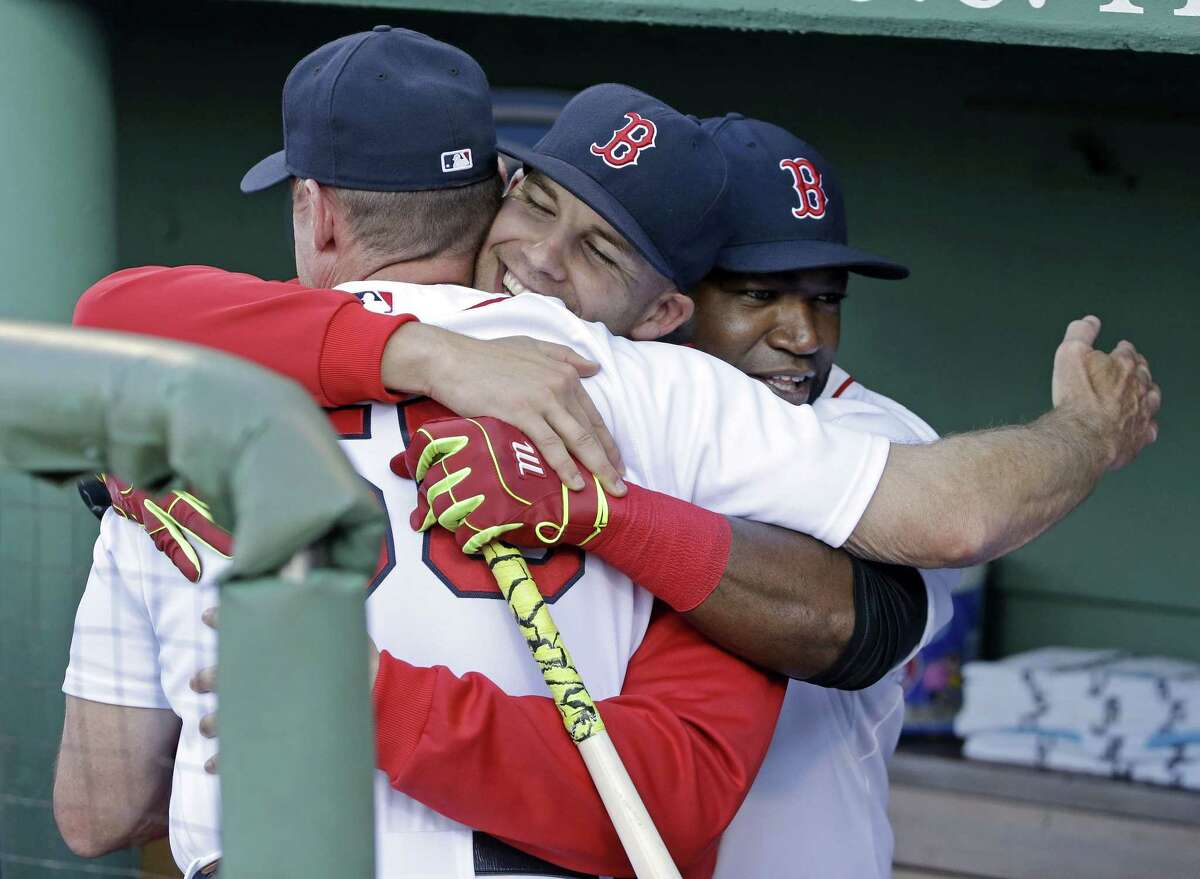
297;174;503;261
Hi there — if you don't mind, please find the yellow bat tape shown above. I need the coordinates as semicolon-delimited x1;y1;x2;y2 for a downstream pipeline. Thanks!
481;540;603;742
480;539;681;878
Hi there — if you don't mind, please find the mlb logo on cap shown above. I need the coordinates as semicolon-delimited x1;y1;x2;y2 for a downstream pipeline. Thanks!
442;149;474;173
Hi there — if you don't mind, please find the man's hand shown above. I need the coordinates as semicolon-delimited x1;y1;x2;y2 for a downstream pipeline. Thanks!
400;416;616;554
191;607;381;776
1051;316;1161;470
846;315;1163;570
102;475;233;582
382;323;626;496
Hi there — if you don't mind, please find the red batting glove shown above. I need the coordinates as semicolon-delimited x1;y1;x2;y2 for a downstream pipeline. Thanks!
394;416;732;612
396;416;612;554
102;474;234;582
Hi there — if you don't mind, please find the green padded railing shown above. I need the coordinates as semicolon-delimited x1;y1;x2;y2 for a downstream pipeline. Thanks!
0;320;383;878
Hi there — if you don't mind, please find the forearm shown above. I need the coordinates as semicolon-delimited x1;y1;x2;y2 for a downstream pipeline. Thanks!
683;518;854;680
53;697;179;857
591;487;927;683
379;321;448;396
805;558;928;689
73;265;416;406
373;607;785;876
847;409;1109;568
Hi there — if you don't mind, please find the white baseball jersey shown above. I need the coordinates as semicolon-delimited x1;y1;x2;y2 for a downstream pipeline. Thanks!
64;284;894;878
713;365;957;879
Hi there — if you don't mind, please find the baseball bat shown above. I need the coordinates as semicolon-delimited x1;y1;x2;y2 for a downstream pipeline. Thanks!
480;540;681;879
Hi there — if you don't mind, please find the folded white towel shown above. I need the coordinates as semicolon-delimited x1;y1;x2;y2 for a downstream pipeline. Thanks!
956;649;1200;742
963;730;1133;778
956;648;1122;736
958;649;1200;791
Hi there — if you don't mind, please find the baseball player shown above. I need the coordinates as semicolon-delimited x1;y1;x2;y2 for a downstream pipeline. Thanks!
356;115;960;878
690;115;955;878
64;30;1160;879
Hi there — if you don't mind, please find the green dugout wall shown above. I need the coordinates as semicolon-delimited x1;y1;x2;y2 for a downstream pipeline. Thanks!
0;0;1197;874
0;2;122;876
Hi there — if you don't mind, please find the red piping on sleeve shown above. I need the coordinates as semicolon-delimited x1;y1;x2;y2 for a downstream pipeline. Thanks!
831;375;856;398
468;296;511;310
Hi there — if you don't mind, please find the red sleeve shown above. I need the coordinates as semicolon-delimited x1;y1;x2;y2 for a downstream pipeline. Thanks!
72;265;417;407
372;603;786;878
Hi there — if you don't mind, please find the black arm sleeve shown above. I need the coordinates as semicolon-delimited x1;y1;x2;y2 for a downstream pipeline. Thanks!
78;475;112;520
804;557;928;691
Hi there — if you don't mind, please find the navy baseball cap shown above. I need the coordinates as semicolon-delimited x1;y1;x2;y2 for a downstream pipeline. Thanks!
502;84;729;289
241;26;497;194
704;114;908;280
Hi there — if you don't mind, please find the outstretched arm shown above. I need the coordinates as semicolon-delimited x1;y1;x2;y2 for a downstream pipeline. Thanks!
626;315;1156;668
74;265;624;493
846;317;1161;568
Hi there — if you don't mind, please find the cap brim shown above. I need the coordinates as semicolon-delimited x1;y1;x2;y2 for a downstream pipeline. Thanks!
717;239;909;281
501;143;678;287
240;150;290;194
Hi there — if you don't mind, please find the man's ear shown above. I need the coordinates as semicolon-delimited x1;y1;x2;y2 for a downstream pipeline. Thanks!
504;165;526;196
301;179;337;255
629;289;695;341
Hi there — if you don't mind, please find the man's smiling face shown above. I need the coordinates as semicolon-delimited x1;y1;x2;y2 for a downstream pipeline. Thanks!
686;267;848;405
474;172;692;340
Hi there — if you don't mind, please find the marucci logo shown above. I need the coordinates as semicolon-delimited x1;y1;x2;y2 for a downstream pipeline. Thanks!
512;440;546;478
395;398;585;601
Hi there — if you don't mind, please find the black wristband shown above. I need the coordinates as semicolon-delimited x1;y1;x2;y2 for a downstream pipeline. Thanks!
78;475;112;520
805;557;928;691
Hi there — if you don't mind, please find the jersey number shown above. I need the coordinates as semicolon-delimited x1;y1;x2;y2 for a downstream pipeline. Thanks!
328;399;586;602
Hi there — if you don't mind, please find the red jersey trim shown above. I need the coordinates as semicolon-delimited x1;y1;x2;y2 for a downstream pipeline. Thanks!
831;375;856;398
468;296;510;310
326;405;372;439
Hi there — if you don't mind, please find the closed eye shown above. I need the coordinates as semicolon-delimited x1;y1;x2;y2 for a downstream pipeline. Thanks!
516;188;555;217
587;240;618;268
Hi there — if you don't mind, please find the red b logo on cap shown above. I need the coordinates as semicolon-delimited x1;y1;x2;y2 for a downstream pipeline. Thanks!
780;157;828;220
591;112;658;169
